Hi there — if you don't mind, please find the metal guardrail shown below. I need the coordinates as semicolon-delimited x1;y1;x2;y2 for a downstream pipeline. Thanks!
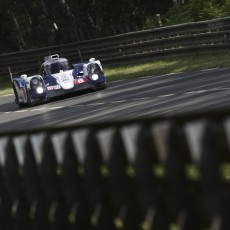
0;17;230;76
1;111;230;230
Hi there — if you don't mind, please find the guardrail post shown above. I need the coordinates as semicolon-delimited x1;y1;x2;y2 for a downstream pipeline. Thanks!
135;123;171;230
0;137;14;230
98;127;142;230
1;136;31;230
121;123;171;230
73;128;115;230
199;120;230;230
22;135;50;230
166;122;208;230
39;133;69;230
61;131;91;229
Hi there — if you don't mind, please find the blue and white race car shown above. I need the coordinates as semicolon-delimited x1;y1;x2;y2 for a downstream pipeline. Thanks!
12;54;107;107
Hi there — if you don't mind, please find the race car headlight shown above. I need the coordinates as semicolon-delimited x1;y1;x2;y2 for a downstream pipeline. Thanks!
30;77;40;88
30;77;45;94
31;78;39;85
91;74;99;81
36;86;44;94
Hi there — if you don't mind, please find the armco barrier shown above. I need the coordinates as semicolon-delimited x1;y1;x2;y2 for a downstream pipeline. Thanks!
1;17;230;77
1;112;230;230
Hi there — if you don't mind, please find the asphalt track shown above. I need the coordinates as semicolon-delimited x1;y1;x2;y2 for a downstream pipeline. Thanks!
1;67;230;133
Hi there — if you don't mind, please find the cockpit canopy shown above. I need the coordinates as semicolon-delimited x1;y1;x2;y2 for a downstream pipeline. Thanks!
43;59;70;75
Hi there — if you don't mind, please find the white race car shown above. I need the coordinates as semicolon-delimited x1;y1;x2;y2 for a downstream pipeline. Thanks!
12;54;107;107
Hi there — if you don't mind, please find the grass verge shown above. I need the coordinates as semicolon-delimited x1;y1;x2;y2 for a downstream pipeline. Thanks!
1;52;230;96
0;78;14;95
105;52;230;81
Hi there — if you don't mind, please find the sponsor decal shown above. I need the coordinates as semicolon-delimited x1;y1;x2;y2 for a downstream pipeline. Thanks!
78;79;84;83
61;73;71;83
47;85;61;90
74;78;85;84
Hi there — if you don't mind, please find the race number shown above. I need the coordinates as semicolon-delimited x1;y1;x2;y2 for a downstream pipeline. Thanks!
78;79;84;83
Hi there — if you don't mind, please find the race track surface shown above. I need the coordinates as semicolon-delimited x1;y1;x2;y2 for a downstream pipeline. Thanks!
1;67;230;132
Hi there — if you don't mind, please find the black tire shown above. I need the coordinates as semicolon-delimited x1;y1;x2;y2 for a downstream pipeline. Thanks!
13;84;25;108
26;88;34;107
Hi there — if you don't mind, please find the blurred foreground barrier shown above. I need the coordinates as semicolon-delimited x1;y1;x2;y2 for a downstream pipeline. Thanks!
1;16;230;77
1;114;230;229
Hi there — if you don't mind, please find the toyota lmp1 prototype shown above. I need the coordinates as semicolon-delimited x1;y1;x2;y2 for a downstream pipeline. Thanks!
12;54;107;108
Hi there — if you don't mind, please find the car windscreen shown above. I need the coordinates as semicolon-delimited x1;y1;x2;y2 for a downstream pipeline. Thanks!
44;60;70;75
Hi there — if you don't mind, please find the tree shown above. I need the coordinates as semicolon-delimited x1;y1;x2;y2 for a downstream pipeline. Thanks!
0;0;187;52
165;0;228;25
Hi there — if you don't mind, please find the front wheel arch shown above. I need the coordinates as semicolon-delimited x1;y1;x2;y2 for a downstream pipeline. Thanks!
13;82;26;108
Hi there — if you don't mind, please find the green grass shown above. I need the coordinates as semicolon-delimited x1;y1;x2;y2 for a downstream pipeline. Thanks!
1;52;230;96
0;78;13;95
105;52;230;81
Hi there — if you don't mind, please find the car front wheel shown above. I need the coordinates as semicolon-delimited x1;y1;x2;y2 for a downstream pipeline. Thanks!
26;88;34;106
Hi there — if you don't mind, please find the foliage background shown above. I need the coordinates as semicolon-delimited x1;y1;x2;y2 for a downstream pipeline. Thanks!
0;0;229;53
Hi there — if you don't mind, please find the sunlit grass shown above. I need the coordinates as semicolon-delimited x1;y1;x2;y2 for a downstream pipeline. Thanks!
1;52;230;96
105;52;230;81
